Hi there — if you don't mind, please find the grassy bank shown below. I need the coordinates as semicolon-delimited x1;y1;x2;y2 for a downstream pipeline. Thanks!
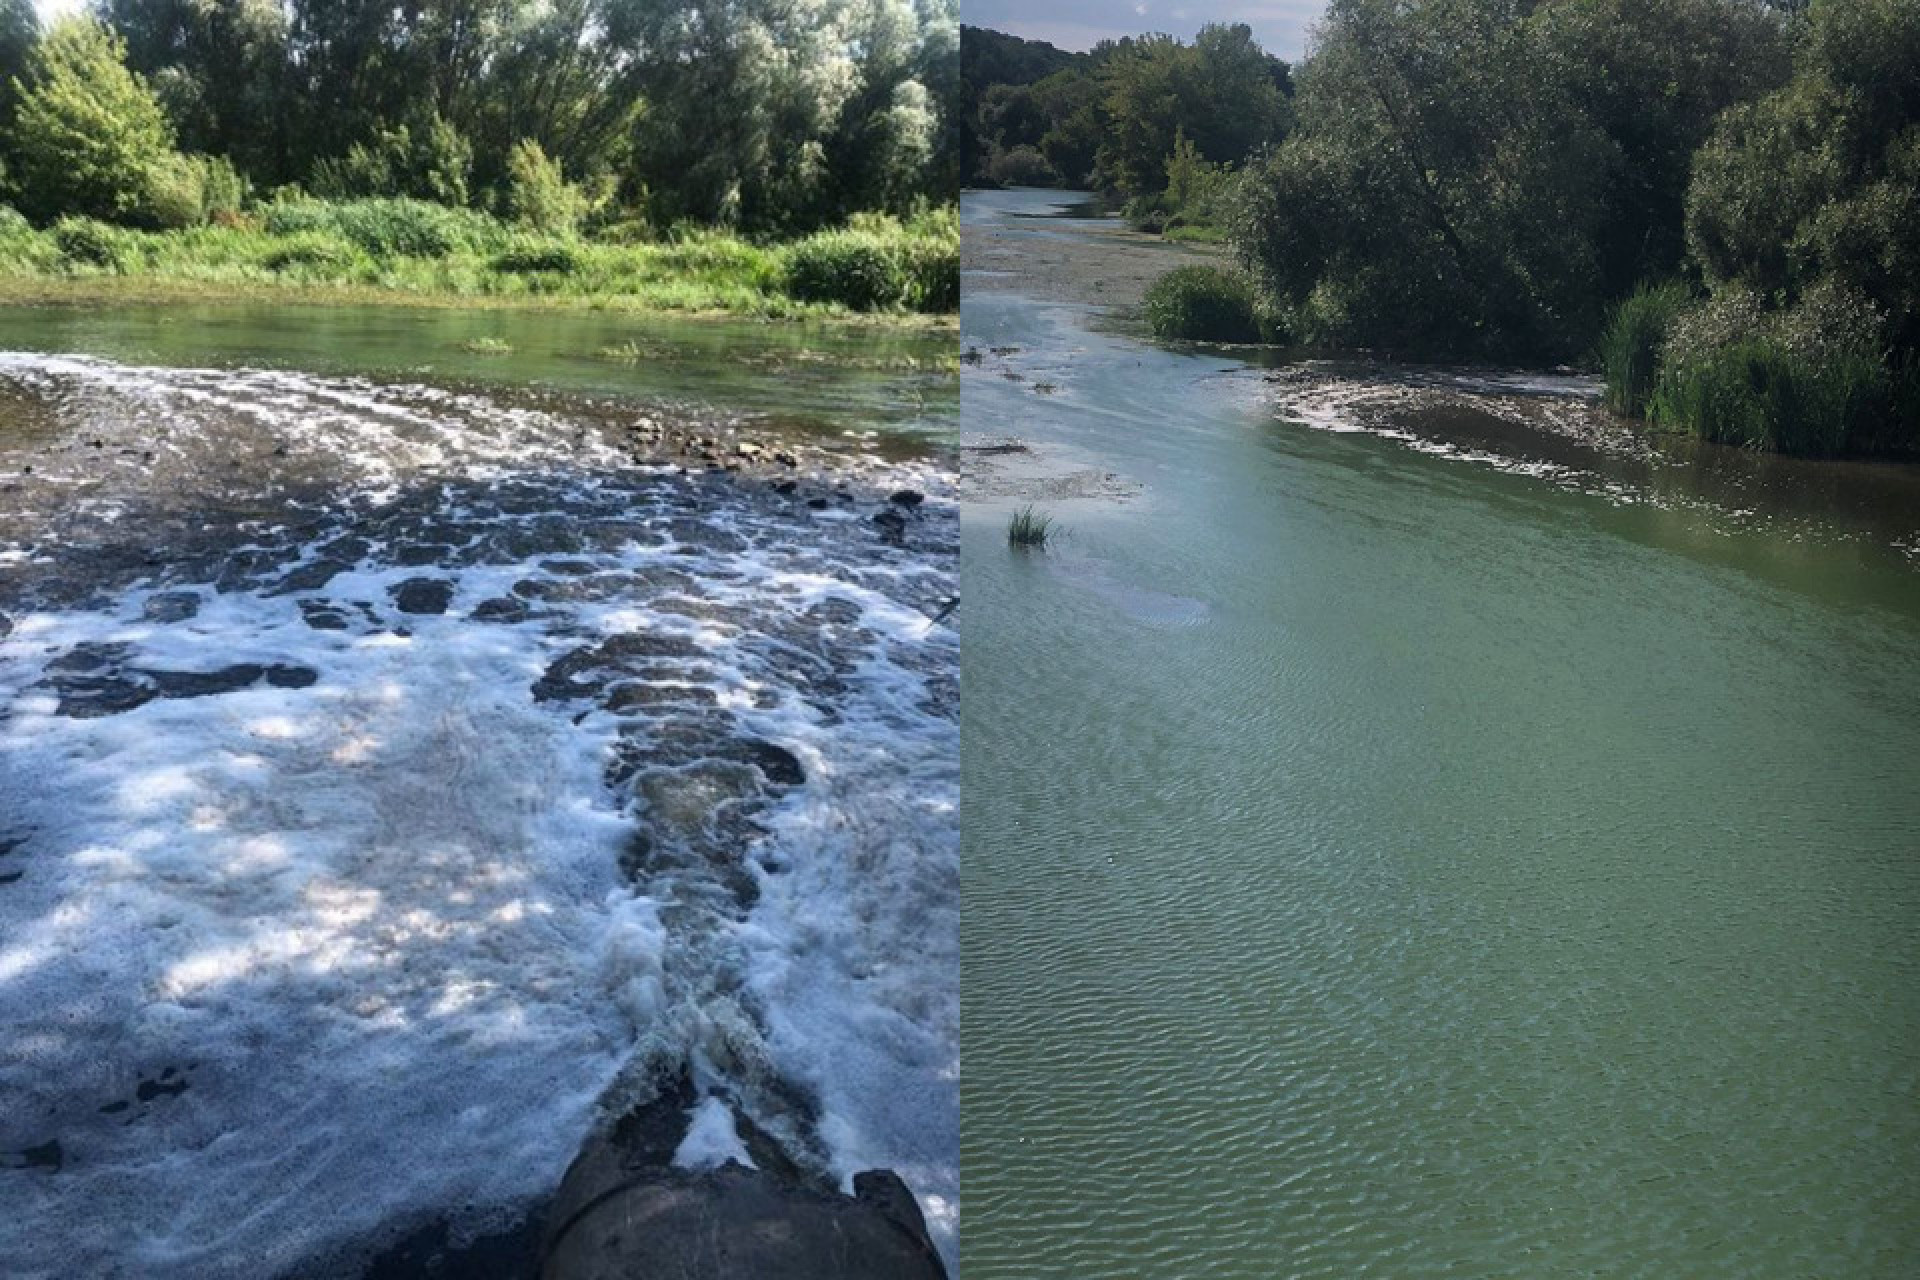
0;200;958;324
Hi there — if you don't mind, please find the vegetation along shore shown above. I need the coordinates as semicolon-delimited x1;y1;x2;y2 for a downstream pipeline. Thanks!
963;0;1919;458
0;5;958;321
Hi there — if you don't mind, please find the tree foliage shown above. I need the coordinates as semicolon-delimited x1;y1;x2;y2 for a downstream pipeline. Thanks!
1231;0;1790;359
1686;0;1920;352
962;23;1291;200
7;17;177;224
0;0;959;236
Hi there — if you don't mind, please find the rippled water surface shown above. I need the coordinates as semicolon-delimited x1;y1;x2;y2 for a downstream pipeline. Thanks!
961;189;1920;1278
0;307;957;1278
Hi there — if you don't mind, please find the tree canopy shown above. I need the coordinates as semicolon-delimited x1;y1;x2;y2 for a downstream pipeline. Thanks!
1232;0;1793;358
962;23;1291;199
1;0;960;236
9;16;177;224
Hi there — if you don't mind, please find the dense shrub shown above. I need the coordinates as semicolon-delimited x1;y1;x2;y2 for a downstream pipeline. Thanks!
896;236;959;312
264;198;496;259
783;231;899;310
310;111;473;207
1123;196;1168;235
198;156;249;221
659;232;778;283
1143;265;1261;342
986;145;1057;188
52;216;131;269
0;205;31;237
777;215;956;313
137;154;252;230
592;217;654;246
1599;282;1693;416
1649;283;1902;455
140;154;208;229
492;238;582;274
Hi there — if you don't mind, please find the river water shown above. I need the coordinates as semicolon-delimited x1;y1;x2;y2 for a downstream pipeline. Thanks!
0;303;958;1277
961;189;1920;1278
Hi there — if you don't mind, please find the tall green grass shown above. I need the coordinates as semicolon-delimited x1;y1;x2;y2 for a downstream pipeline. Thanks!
1599;281;1690;416
1648;340;1892;456
1640;282;1913;457
1143;265;1262;343
1007;506;1053;547
0;199;959;320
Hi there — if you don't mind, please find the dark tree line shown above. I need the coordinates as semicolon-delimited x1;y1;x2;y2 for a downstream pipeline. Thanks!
961;23;1291;203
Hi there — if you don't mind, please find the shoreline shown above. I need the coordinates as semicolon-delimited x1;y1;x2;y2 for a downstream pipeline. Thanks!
961;188;1920;573
0;276;959;333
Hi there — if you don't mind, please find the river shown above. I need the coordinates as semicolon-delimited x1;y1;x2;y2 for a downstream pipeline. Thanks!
961;188;1920;1278
0;301;958;1277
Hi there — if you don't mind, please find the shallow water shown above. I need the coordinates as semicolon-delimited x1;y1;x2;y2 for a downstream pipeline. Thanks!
961;189;1920;1278
0;301;954;452
0;311;957;1278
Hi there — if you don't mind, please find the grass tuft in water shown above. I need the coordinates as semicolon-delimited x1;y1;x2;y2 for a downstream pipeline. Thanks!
460;337;514;355
1007;506;1053;548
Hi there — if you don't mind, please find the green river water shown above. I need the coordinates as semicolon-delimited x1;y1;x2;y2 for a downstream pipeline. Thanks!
0;300;954;449
960;189;1920;1278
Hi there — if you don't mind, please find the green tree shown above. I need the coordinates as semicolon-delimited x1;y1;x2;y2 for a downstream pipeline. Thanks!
98;0;286;179
0;0;34;131
1031;69;1100;186
1093;24;1288;201
1686;0;1920;351
312;108;474;205
466;0;635;196
1232;0;1786;359
8;16;176;223
502;137;584;231
603;0;952;233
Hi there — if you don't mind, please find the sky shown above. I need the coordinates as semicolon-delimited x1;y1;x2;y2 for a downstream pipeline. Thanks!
29;0;1328;67
963;0;1328;63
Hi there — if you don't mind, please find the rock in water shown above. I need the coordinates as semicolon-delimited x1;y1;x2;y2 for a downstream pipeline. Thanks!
542;1162;946;1280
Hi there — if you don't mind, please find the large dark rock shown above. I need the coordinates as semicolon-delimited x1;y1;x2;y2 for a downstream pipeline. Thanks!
542;1160;945;1280
391;578;455;615
540;1077;945;1280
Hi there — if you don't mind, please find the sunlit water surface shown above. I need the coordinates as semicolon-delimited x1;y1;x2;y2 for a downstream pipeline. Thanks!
0;304;958;1278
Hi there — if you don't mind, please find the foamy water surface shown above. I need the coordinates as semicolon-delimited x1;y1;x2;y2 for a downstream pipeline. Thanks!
0;353;957;1277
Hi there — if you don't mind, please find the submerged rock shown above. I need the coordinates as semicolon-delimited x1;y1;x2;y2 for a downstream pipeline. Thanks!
141;591;202;623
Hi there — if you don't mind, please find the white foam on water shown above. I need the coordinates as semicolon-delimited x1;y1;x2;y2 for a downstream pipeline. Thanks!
672;1096;755;1171
0;579;650;1279
735;585;960;1252
0;354;959;1278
